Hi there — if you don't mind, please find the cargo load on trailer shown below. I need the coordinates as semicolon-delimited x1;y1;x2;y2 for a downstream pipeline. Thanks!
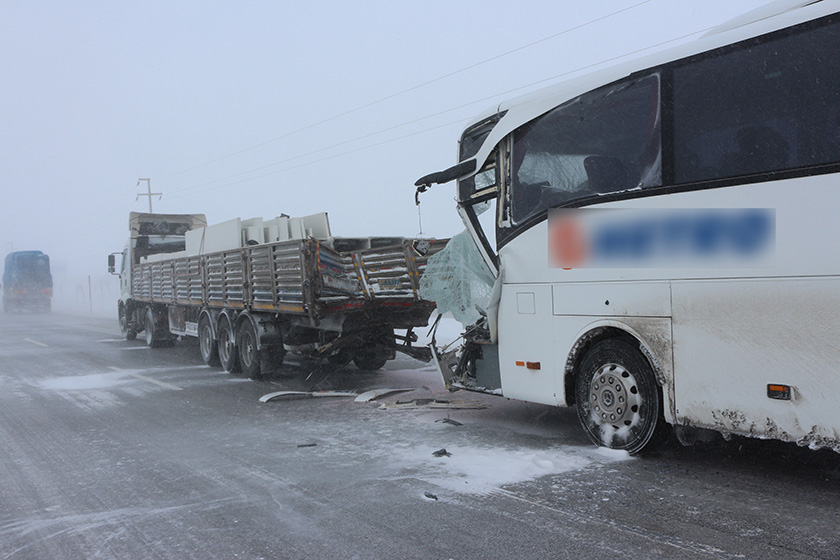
109;212;446;379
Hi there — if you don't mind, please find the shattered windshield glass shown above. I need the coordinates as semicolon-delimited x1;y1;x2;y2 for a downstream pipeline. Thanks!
510;74;661;223
419;230;495;327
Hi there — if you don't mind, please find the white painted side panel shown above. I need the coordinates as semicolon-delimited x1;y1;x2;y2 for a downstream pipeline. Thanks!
496;174;840;447
672;278;840;445
497;284;556;405
552;282;671;317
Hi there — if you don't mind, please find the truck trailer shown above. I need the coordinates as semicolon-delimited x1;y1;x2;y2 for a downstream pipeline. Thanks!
109;212;446;379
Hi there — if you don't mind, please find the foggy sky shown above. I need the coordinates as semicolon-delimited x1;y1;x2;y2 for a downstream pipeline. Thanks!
0;0;768;314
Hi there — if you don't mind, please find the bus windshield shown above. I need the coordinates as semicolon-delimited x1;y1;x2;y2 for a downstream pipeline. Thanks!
509;74;661;224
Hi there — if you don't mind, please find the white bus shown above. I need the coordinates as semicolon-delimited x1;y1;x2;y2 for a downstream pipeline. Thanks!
416;1;840;454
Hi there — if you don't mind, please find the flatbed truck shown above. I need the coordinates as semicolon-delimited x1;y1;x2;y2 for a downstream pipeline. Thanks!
109;212;446;379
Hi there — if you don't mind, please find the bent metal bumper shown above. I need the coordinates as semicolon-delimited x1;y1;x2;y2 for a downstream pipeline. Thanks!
429;315;461;391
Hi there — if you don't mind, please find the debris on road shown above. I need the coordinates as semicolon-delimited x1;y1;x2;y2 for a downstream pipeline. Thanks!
353;387;416;402
432;448;452;457
379;399;489;410
259;390;357;402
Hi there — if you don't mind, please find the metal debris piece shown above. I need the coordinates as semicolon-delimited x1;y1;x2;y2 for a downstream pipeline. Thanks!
354;387;416;402
435;417;463;426
379;399;489;410
259;390;357;403
432;448;451;457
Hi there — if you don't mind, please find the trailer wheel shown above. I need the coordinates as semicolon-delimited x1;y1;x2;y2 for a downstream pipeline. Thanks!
198;314;220;367
327;348;353;366
144;308;172;348
119;304;137;340
575;338;669;455
353;349;389;371
217;315;240;373
238;319;263;380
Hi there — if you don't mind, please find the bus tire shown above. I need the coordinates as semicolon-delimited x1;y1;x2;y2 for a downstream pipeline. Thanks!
217;315;240;374
198;314;220;367
575;338;668;455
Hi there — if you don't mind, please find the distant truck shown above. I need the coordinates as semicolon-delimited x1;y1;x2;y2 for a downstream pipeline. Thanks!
3;251;53;313
109;212;446;379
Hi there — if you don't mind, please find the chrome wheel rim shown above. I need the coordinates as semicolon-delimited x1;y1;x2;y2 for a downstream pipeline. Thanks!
241;329;255;369
218;323;233;364
588;363;642;429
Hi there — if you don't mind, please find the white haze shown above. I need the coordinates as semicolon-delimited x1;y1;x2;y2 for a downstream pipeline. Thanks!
0;0;768;317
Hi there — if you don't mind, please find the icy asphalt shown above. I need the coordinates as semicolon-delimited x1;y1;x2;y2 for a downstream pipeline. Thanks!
1;312;839;559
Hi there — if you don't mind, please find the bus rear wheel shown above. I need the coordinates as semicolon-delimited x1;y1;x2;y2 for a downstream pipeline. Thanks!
575;338;668;455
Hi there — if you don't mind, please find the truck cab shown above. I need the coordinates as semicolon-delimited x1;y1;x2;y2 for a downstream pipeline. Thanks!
3;251;53;313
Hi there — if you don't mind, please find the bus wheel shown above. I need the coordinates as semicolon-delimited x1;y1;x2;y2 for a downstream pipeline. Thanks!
198;314;220;367
575;338;668;455
353;348;389;371
217;315;240;374
120;304;137;340
144;308;172;348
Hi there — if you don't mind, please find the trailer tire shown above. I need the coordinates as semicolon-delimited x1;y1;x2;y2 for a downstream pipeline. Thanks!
353;349;389;371
238;319;263;380
575;338;669;455
217;315;240;373
120;303;137;341
144;308;172;348
198;314;220;367
327;348;353;366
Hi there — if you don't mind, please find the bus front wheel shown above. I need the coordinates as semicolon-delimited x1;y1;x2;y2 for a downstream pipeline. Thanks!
575;338;668;455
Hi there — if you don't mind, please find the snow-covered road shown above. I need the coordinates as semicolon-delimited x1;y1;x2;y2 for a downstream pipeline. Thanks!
1;312;839;559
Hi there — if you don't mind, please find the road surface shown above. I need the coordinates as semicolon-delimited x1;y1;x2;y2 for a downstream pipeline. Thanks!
1;312;839;559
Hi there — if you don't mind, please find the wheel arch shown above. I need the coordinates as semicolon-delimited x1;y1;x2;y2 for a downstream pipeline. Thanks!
235;311;284;350
198;308;217;340
217;309;237;333
563;319;675;425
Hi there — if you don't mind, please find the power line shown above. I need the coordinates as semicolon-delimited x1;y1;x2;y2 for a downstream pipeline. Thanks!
166;19;718;200
159;1;652;181
165;118;466;200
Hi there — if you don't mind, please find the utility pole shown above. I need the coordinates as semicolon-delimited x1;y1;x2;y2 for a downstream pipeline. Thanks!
136;178;162;213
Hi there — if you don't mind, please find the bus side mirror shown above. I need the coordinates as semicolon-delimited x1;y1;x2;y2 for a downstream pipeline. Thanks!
108;254;116;274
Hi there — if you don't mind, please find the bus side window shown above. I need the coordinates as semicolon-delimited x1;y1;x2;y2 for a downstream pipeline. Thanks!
672;18;840;184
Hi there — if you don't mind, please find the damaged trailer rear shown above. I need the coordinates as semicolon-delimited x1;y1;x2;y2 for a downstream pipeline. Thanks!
109;212;447;379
